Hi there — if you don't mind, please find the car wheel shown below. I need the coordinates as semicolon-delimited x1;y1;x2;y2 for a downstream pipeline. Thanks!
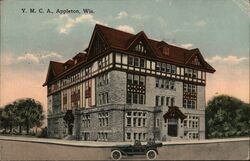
146;149;157;160
111;150;122;160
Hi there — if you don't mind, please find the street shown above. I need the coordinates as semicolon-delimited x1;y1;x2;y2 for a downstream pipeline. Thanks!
0;137;249;160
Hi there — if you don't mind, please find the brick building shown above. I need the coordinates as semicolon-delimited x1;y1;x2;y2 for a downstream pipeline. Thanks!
43;24;215;142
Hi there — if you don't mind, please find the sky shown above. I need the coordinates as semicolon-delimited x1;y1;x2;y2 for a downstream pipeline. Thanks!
1;0;249;114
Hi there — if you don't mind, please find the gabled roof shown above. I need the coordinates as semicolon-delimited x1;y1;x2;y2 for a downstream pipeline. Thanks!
43;61;64;86
96;24;134;49
163;106;187;122
43;24;215;86
126;31;157;58
94;24;215;73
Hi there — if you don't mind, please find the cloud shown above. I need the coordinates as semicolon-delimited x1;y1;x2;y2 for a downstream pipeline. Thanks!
205;55;248;64
180;43;193;49
131;14;144;20
40;52;62;59
55;14;107;34
2;52;63;66
116;25;135;33
18;53;40;63
194;20;206;27
115;11;128;19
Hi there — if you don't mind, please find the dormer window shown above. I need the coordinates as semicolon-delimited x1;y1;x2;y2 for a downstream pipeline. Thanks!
74;59;78;64
163;46;169;56
191;56;201;66
64;65;68;70
135;41;147;54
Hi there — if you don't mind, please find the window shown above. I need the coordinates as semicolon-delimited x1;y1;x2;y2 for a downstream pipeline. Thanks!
133;118;137;127
163;46;169;56
184;115;199;130
165;79;169;89
82;114;90;128
97;73;110;87
134;75;139;85
127;92;132;104
127;133;131;140
134;57;139;67
134;133;137;140
98;112;109;127
161;63;166;72
156;78;159;87
105;92;109;104
116;53;121;63
126;111;147;128
138;118;142;127
127;74;146;104
140;58;145;68
128;56;134;66
183;99;187;108
167;64;171;73
156;78;175;90
192;85;196;93
133;93;138;104
139;94;145;104
127;117;131;127
166;97;170;106
184;84;188;92
161;96;165;106
171;65;176;74
98;92;109;105
143;118;146;127
128;56;146;69
185;68;194;77
128;74;133;84
155;96;160;106
160;79;164;88
170;81;175;90
143;133;147;140
183;83;197;109
193;70;198;78
183;99;196;109
183;120;187;128
188;132;199;139
139;76;145;86
188;84;192;92
138;133;142;140
171;97;175;106
156;62;161;71
135;41;146;53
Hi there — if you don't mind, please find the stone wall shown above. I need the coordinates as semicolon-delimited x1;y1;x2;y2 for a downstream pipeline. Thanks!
47;113;67;138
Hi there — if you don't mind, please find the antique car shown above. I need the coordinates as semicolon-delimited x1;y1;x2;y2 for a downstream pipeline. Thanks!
111;140;163;160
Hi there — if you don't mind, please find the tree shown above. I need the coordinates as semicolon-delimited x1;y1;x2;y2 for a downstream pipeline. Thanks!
206;95;250;139
17;98;45;135
1;103;18;134
0;98;45;135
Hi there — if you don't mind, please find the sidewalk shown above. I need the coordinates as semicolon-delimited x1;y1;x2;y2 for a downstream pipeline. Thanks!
0;135;249;147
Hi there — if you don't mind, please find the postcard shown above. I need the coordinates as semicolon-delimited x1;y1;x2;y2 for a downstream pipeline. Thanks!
0;0;249;160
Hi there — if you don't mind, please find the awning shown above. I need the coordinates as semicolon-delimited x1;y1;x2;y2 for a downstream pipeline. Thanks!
163;106;187;122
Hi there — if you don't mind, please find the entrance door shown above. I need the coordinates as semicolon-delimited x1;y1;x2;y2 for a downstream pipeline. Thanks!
168;118;178;137
68;123;73;135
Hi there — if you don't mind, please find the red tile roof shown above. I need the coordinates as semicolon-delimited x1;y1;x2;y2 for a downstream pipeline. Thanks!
44;24;215;86
95;24;215;72
43;61;64;86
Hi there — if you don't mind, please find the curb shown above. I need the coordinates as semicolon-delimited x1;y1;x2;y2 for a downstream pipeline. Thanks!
0;136;249;148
